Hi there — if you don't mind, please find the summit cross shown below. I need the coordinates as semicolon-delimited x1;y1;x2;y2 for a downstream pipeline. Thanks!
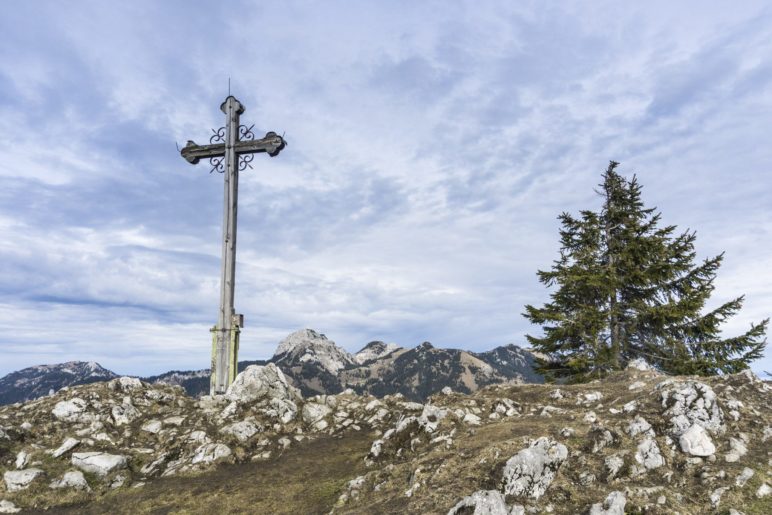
180;96;286;395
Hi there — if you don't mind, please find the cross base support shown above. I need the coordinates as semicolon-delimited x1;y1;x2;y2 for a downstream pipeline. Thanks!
209;324;240;395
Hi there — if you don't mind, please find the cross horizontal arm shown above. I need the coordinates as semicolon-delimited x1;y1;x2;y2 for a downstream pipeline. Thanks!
235;132;286;157
180;132;286;165
180;141;225;164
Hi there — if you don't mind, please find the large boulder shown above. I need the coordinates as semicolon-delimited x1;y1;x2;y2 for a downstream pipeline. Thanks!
679;424;716;456
51;398;87;422
447;490;509;515
501;437;568;499
108;376;144;392
71;452;127;477
659;381;724;435
226;364;299;404
3;468;44;491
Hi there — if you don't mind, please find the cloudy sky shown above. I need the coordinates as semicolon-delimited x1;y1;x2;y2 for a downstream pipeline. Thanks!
1;1;770;377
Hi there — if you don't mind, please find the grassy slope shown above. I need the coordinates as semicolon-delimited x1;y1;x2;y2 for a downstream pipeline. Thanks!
36;432;372;515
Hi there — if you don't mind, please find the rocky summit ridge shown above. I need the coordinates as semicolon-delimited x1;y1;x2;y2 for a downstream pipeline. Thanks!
0;360;769;513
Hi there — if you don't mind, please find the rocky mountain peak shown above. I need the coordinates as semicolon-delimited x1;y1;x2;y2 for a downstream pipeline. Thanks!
415;341;434;351
353;341;402;365
272;328;355;375
0;361;119;405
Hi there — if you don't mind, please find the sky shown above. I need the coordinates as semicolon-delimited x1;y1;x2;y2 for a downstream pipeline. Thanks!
0;1;771;377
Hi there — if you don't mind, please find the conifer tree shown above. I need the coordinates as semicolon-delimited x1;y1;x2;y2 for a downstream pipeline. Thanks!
524;161;767;381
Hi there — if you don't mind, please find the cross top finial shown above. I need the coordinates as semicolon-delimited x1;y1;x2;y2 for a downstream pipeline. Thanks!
220;95;245;115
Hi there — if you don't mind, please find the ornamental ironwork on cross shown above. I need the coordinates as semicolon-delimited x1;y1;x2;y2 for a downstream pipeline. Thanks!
180;96;286;395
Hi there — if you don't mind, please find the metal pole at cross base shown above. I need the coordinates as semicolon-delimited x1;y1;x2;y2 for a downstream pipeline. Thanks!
180;96;286;395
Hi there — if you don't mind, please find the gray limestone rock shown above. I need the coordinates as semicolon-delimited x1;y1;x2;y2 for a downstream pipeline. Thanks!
51;398;87;422
220;420;260;442
14;450;29;470
71;452;127;477
3;468;44;491
589;491;626;515
51;437;80;458
49;470;90;490
191;443;232;465
225;364;299;404
302;402;332;431
0;500;21;514
447;490;509;515
679;424;715;456
660;381;724;435
735;467;754;487
108;377;144;391
635;437;665;471
501;437;568;499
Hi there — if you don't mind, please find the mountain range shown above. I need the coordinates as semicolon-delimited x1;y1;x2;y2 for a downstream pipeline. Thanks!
0;329;542;404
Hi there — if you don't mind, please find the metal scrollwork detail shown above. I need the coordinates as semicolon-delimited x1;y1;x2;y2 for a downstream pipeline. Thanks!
238;124;255;141
209;156;225;174
210;127;226;144
239;154;254;171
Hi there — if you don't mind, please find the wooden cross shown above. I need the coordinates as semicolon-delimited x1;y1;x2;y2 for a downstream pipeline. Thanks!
180;96;286;395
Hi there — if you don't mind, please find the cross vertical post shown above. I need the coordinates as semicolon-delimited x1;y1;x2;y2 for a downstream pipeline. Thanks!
180;96;286;395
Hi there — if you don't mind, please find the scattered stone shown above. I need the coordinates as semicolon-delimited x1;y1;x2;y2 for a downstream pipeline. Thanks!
302;403;332;430
756;483;771;498
627;416;654;437
0;500;21;514
583;392;603;404
71;452;127;477
141;420;163;434
559;427;575;437
448;489;509;515
191;443;232;465
51;437;80;458
440;386;453;395
725;436;747;462
111;402;140;426
679;424;716;456
220;420;260;442
3;468;44;491
49;470;89;490
14;450;29;470
735;467;754;487
605;455;624;480
710;486;728;508
628;381;646;390
626;358;651;371
634;437;665;471
501;437;568;499
589;490;626;515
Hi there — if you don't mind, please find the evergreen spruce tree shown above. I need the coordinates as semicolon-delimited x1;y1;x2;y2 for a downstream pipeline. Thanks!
524;161;767;381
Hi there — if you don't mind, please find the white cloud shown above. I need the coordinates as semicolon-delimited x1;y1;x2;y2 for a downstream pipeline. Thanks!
0;1;770;377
